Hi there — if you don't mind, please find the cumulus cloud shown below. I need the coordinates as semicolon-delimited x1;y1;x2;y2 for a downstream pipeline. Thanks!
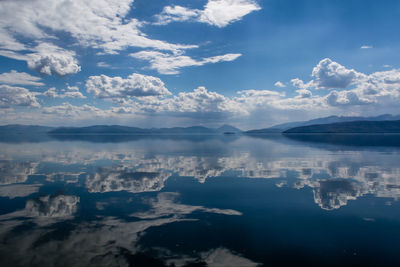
43;86;86;99
130;51;241;74
233;89;285;112
0;70;44;86
27;53;80;76
3;56;400;128
105;86;245;121
155;0;261;27
291;78;308;89
167;86;238;114
86;73;171;101
293;58;400;110
325;90;371;106
0;85;40;108
274;81;286;88
42;102;104;117
311;58;366;89
296;88;312;98
26;43;81;76
155;5;200;25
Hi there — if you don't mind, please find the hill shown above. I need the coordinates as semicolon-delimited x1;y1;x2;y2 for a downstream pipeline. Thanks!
246;114;400;133
0;125;54;134
48;125;242;135
283;120;400;134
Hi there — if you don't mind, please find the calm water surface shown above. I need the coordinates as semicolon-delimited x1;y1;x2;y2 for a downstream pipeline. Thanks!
1;134;400;266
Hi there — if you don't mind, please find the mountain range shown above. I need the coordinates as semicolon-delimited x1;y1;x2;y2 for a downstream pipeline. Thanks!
0;124;243;136
283;120;400;134
2;114;400;137
245;114;400;134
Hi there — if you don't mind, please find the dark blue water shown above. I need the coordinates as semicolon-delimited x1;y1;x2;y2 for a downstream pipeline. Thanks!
1;134;400;266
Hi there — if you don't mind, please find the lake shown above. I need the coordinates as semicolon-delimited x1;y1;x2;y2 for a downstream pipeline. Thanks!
1;134;400;266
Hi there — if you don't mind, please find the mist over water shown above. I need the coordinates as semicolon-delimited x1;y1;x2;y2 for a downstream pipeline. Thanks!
1;134;400;266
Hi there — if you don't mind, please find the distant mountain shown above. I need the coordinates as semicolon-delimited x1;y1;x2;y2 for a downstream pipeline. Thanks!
49;125;148;135
246;114;400;134
215;124;242;133
48;125;242;135
0;125;54;134
283;120;400;134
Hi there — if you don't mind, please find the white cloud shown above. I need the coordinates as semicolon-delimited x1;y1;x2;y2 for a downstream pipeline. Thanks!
167;86;238;114
296;88;312;98
130;51;241;74
361;45;373;49
26;43;81;76
237;89;284;99
42;102;104;117
285;58;400;112
86;73;171;102
325;90;372;106
97;62;114;68
43;86;86;99
3;57;400;128
311;58;366;89
0;0;196;56
0;0;246;78
109;86;245;120
274;81;286;88
0;70;44;86
200;0;261;27
291;78;307;89
155;0;261;27
0;50;29;61
155;5;200;25
0;85;40;108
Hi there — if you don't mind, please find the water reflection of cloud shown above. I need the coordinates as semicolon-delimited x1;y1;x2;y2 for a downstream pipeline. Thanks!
0;194;80;226
165;247;260;267
0;191;244;267
0;184;41;198
313;179;364;210
0;160;37;184
131;192;242;219
2;140;400;210
200;247;260;267
86;166;171;193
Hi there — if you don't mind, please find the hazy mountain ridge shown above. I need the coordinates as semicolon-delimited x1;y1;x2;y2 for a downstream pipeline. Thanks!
0;125;55;134
0;124;242;135
283;120;400;133
246;114;400;133
2;113;400;136
48;125;242;135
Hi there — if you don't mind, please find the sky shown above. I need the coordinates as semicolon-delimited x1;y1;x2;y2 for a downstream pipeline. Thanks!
1;0;400;130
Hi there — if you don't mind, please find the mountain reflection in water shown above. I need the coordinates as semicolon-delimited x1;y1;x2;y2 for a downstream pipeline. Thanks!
1;134;400;266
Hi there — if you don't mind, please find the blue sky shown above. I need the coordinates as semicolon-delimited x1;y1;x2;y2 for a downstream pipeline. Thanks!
1;0;400;129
